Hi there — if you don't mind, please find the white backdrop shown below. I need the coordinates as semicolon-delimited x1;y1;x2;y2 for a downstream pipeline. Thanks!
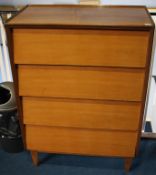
0;0;79;5
0;0;156;6
100;0;156;7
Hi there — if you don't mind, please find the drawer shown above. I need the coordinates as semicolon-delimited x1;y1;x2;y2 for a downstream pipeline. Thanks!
26;125;138;157
18;65;145;101
23;97;141;131
13;29;149;68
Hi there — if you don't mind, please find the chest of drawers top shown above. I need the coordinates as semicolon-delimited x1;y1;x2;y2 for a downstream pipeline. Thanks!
6;5;154;69
6;5;153;29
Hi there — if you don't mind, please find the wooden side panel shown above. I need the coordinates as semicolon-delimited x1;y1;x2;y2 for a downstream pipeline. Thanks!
26;125;137;157
18;66;145;101
23;97;141;131
13;29;149;68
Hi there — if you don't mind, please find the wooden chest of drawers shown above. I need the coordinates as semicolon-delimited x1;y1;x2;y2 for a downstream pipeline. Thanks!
6;5;154;171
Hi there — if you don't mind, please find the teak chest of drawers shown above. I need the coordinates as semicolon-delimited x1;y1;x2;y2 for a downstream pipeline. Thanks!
6;5;154;171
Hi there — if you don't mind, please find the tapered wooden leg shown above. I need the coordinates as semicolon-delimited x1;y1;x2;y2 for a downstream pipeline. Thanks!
31;151;39;166
124;157;133;172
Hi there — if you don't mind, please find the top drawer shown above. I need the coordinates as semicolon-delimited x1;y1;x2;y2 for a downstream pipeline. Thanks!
13;29;149;68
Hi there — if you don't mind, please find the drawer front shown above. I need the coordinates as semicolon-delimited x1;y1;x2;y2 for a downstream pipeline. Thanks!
14;29;149;68
23;97;141;131
18;66;145;101
26;125;138;157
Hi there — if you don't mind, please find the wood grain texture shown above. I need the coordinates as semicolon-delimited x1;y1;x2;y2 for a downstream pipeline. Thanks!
5;27;27;148
135;27;155;155
7;5;153;28
23;97;141;131
6;5;154;171
18;66;145;101
26;125;138;157
13;29;149;68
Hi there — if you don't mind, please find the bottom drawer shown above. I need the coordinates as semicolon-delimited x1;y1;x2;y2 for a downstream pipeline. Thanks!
26;125;138;157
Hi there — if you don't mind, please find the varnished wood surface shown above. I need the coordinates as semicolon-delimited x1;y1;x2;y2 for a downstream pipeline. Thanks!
18;66;145;101
5;26;27;148
30;151;39;166
26;125;137;157
13;29;149;68
6;5;153;29
6;4;154;171
0;6;18;12
23;97;141;131
124;157;133;172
